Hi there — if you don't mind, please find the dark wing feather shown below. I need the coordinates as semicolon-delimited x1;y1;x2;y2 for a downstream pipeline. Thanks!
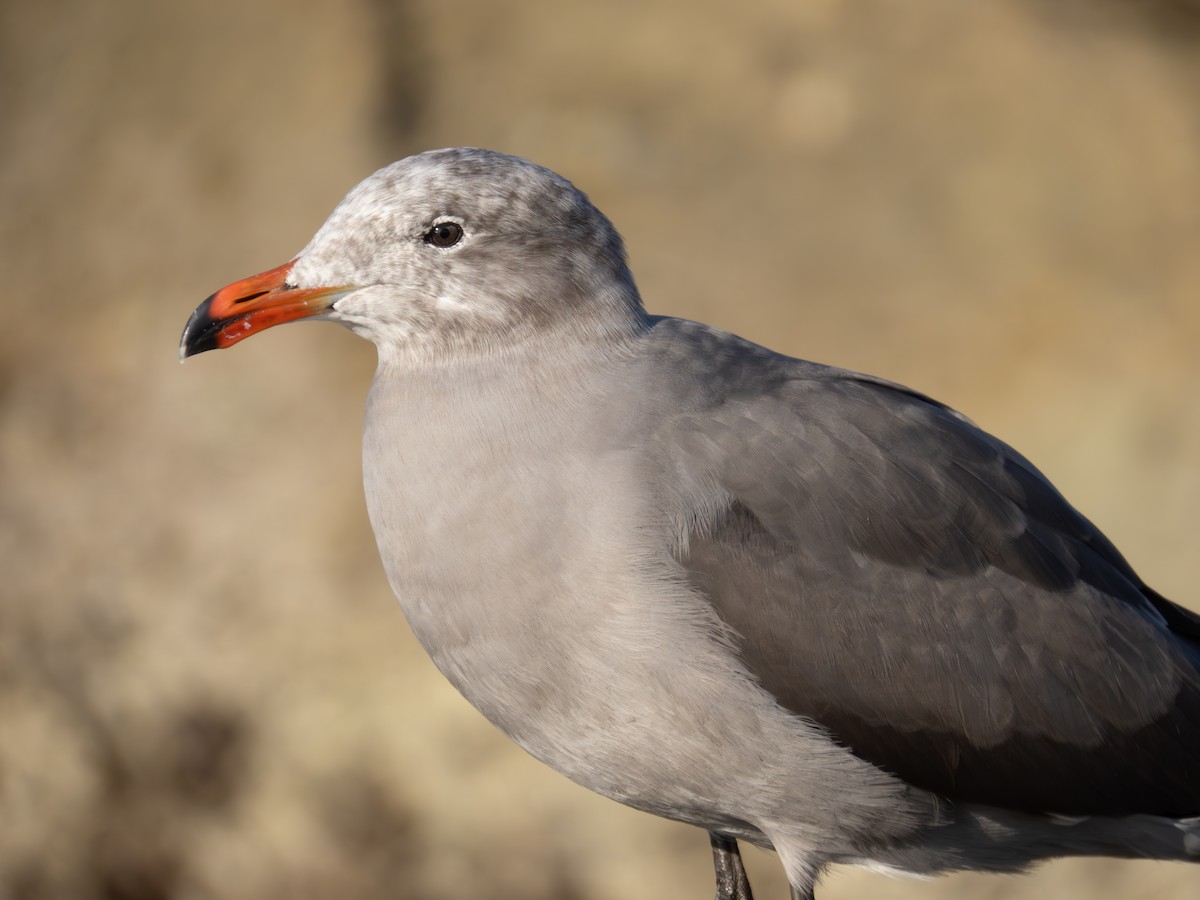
651;319;1200;817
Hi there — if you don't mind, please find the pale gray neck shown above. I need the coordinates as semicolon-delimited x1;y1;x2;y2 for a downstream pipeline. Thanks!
364;285;650;377
360;330;675;760
362;332;650;663
366;329;641;460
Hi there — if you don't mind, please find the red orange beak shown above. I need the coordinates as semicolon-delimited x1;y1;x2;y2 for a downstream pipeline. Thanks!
179;260;355;360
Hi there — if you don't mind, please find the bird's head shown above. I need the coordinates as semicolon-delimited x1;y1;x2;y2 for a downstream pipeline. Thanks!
180;148;643;363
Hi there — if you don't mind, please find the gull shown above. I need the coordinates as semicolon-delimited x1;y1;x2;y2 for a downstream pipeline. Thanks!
180;148;1200;899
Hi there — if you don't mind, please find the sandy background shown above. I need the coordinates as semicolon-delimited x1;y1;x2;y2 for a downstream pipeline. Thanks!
2;1;1199;898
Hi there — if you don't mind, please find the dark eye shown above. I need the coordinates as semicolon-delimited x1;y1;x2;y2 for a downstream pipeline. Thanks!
425;221;464;248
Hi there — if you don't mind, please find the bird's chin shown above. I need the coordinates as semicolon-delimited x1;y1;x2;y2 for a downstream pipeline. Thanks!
180;259;356;359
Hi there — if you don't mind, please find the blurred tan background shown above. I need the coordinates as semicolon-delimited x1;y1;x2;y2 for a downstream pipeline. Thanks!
2;1;1199;898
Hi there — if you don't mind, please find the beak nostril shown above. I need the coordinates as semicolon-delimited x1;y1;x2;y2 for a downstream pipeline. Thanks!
231;292;270;307
233;290;269;306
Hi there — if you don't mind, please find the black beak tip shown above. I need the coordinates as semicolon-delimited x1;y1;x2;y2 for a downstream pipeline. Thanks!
179;294;222;362
179;329;219;361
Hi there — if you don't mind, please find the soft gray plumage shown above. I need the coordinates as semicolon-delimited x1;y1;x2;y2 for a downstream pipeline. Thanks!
182;148;1200;898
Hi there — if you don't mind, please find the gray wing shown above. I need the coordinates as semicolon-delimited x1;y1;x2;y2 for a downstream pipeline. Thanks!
648;318;1200;817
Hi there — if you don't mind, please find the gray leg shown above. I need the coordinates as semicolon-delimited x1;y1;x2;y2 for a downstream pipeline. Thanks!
708;831;754;900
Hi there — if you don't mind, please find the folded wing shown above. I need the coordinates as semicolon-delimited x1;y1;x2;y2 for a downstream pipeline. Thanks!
653;320;1200;817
